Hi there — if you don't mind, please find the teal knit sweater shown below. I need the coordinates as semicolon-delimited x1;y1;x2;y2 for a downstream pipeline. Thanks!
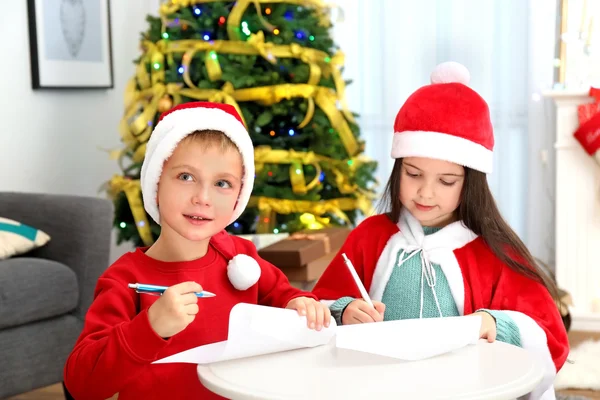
330;227;521;347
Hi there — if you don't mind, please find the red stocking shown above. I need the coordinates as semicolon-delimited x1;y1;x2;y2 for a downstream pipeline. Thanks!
574;107;600;166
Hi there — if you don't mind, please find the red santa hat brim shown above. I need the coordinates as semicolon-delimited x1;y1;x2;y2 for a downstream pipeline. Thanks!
391;130;494;173
141;104;254;226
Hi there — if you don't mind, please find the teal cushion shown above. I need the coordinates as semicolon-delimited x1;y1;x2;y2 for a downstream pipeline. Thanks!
0;217;50;259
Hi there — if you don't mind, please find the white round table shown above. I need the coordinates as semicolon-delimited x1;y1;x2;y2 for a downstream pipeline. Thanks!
197;339;544;399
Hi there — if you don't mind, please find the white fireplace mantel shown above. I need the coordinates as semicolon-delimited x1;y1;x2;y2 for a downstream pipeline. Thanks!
543;89;600;332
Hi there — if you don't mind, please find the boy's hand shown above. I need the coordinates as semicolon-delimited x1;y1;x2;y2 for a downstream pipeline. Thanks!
470;311;497;342
342;299;385;325
147;281;202;338
286;297;331;331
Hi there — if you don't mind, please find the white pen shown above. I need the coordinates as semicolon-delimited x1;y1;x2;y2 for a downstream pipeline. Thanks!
341;253;374;308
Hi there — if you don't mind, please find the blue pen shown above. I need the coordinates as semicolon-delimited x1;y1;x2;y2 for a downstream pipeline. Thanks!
128;283;216;298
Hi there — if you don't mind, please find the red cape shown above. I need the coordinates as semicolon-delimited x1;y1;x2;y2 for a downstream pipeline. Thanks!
312;211;569;399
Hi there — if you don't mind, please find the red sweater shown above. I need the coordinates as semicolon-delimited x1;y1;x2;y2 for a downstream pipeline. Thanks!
64;232;313;399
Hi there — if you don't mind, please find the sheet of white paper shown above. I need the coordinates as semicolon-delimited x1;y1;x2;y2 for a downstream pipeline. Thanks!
153;303;336;365
248;305;337;348
335;315;481;361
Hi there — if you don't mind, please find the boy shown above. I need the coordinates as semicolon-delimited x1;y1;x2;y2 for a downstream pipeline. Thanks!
64;102;331;399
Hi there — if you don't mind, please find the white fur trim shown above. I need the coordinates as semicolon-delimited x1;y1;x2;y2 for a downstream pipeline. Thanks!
320;300;335;307
227;254;261;290
369;231;404;302
140;107;255;225
502;310;557;400
430;61;471;85
369;208;477;316
391;130;493;173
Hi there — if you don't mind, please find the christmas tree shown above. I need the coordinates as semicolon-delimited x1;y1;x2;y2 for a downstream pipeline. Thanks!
107;0;378;247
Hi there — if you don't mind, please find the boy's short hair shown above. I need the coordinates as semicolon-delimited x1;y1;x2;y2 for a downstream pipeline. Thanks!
181;129;240;155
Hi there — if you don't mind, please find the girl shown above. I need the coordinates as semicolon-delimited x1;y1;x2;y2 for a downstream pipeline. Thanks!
312;62;568;400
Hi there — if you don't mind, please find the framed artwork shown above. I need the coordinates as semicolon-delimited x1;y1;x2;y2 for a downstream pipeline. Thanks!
27;0;114;89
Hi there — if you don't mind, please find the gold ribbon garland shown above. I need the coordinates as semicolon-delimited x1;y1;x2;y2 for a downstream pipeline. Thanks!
253;145;376;195
140;31;354;124
162;33;332;98
154;0;354;119
109;0;374;240
120;82;183;148
248;194;374;233
288;159;321;195
108;176;154;246
204;51;223;81
123;72;360;156
229;83;360;155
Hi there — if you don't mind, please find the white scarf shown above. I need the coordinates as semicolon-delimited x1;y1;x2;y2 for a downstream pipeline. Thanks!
369;208;478;317
369;210;558;400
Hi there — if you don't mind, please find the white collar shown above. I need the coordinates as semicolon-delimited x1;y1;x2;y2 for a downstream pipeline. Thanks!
398;208;478;253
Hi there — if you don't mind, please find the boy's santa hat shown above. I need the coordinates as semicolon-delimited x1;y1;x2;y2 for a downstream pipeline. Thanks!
392;62;494;173
140;101;254;226
141;102;260;291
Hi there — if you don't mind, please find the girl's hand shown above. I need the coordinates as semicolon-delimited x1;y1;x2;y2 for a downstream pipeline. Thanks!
471;311;497;342
342;300;386;325
286;297;332;331
147;281;202;338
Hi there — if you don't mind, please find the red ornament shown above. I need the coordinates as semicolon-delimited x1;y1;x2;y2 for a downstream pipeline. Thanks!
219;16;226;25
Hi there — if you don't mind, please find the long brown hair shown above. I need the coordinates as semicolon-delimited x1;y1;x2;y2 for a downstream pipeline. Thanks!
378;158;559;301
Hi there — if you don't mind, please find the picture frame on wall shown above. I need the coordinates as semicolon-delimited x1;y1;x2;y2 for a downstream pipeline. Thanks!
27;0;114;89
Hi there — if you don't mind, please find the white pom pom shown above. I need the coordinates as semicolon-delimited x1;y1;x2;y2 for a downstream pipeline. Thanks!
227;254;261;290
430;61;470;85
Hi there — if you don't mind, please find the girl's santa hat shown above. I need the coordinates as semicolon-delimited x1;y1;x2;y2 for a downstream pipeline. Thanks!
140;101;260;291
140;101;254;226
392;62;494;173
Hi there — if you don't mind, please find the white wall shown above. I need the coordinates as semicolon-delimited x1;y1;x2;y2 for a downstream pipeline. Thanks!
0;0;161;262
527;0;559;268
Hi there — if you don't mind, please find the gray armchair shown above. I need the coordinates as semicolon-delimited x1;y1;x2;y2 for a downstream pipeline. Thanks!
0;192;113;398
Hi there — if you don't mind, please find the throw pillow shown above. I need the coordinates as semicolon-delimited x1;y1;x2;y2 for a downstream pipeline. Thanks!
0;217;51;259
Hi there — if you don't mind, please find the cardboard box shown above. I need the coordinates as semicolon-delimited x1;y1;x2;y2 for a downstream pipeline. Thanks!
258;227;350;269
277;250;337;282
